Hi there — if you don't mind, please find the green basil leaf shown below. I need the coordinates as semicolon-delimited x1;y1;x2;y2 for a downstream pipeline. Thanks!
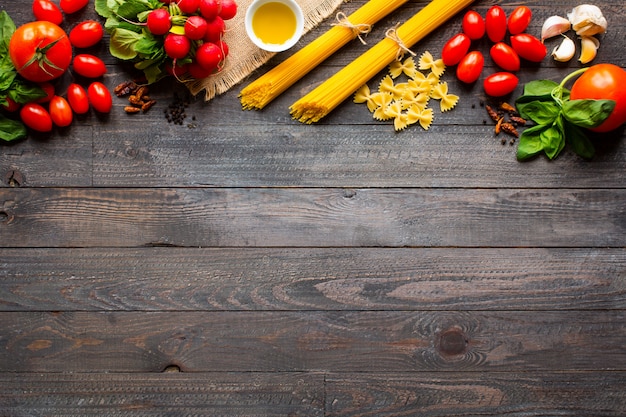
109;28;143;60
517;124;547;161
516;100;560;125
562;99;616;128
524;80;559;96
0;11;16;56
9;80;46;104
541;117;565;160
564;121;595;159
0;113;27;142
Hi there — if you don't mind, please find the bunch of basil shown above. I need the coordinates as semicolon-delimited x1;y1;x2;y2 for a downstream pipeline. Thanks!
515;72;615;160
0;12;46;142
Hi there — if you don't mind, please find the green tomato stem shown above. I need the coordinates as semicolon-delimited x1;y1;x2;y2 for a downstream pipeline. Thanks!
551;67;590;107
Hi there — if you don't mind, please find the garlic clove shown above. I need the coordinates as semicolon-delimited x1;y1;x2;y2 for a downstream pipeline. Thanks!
579;36;600;64
552;35;576;62
567;4;607;37
541;15;571;42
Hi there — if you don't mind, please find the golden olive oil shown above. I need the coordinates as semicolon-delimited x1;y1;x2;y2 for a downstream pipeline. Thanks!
252;2;297;45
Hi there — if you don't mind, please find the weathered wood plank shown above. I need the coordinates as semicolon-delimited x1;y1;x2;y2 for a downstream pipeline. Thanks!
1;248;624;311
326;372;626;416
0;372;324;417
1;188;624;248
1;311;624;372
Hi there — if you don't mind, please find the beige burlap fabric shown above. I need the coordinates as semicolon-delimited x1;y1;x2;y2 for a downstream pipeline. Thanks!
185;0;347;100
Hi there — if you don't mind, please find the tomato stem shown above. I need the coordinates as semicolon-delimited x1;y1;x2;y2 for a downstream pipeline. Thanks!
551;67;590;107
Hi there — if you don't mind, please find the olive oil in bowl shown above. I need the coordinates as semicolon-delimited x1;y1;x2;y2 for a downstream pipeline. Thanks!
245;0;304;52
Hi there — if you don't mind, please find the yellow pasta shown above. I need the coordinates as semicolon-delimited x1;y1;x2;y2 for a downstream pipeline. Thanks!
290;0;475;123
239;0;410;110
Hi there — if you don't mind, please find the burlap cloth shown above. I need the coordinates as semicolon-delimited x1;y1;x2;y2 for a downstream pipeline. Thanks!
185;0;347;100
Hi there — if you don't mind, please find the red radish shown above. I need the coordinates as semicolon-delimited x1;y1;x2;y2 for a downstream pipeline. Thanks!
177;0;200;14
199;0;221;20
184;15;208;40
147;9;171;35
188;61;214;79
203;16;225;43
219;0;237;20
195;42;223;71
164;34;191;59
217;40;229;57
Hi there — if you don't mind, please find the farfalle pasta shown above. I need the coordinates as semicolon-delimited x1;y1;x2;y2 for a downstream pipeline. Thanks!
353;52;459;131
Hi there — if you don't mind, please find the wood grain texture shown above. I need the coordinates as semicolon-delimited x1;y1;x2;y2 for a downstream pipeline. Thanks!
1;311;624;372
0;372;324;417
325;372;626;416
1;188;625;248
1;248;624;311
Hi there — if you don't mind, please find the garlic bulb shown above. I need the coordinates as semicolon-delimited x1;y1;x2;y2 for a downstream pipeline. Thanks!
552;35;576;62
567;4;607;37
579;36;600;64
541;16;571;42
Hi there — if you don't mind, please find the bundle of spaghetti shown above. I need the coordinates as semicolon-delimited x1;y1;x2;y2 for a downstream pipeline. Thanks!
239;0;409;110
290;0;475;123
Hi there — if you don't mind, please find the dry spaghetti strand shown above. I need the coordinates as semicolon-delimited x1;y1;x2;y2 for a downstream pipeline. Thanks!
290;0;475;124
239;0;409;110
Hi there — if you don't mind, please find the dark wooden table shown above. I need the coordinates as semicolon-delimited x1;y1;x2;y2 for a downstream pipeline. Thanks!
1;0;625;415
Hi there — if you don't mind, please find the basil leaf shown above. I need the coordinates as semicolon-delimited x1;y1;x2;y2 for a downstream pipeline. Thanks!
0;11;16;56
516;100;560;125
517;124;546;161
541;117;565;160
524;80;559;96
109;28;143;60
565;121;595;159
0;114;27;142
562;99;616;128
9;80;46;104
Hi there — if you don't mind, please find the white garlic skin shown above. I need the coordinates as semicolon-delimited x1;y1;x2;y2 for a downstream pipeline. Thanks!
567;4;608;37
552;35;576;62
541;15;572;42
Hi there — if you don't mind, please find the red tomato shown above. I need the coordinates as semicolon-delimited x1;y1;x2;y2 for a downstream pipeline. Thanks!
508;6;532;35
73;54;107;78
1;97;21;112
35;82;56;103
490;42;520;72
510;34;547;62
67;83;89;114
60;0;89;14
87;82;112;113
49;95;73;127
32;0;63;25
69;21;104;48
483;72;519;97
570;64;626;132
20;103;53;132
462;10;485;40
456;51;484;84
485;5;507;43
9;21;72;82
441;33;471;66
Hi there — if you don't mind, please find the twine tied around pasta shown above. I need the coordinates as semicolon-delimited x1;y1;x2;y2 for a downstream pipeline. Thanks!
385;24;416;60
331;12;372;45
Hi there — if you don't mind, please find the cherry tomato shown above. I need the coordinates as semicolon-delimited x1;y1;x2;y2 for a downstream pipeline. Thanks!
485;5;507;43
1;97;21;112
456;51;484;84
35;82;56;103
510;34;547;62
32;0;63;25
49;95;73;127
508;6;532;35
462;10;485;40
441;33;471;66
9;21;72;82
67;83;90;114
73;54;107;78
69;21;104;48
20;103;53;132
87;82;112;113
490;42;520;72
483;72;519;97
570;64;626;132
60;0;89;14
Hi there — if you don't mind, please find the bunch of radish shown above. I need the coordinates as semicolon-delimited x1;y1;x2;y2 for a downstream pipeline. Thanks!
150;0;238;79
